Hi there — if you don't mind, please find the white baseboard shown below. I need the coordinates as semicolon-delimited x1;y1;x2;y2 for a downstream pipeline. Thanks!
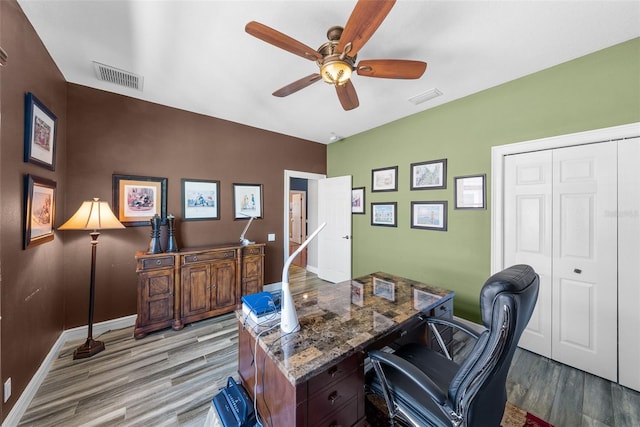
306;264;319;274
2;315;136;427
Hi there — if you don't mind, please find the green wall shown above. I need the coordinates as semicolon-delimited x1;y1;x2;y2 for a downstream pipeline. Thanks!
328;38;640;322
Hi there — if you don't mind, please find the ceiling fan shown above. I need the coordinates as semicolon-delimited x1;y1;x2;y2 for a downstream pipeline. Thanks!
245;0;427;111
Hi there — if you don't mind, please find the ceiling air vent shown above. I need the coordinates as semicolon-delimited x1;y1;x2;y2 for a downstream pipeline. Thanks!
93;61;143;91
408;88;442;105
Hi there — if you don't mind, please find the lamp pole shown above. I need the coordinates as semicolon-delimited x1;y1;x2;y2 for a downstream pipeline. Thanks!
74;231;105;359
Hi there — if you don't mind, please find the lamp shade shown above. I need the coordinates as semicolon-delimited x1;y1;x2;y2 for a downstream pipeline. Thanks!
58;198;125;231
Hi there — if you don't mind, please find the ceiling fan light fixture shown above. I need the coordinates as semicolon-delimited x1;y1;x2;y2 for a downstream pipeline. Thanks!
321;59;352;85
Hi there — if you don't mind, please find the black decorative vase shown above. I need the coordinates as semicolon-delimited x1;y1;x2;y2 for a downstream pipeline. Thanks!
147;214;163;254
166;214;179;252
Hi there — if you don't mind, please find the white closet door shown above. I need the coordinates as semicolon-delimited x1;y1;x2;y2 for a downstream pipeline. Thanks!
504;150;553;357
551;142;617;382
619;137;640;392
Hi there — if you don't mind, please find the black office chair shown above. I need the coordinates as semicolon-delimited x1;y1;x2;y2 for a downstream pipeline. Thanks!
367;264;539;427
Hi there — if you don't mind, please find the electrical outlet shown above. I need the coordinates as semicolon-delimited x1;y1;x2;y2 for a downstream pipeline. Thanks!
4;378;11;403
268;233;276;242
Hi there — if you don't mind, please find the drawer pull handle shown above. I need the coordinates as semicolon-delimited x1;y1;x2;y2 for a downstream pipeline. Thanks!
156;260;162;265
327;366;338;377
327;391;340;405
192;256;198;262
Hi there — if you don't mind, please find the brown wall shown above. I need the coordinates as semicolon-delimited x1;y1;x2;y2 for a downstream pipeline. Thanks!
64;84;326;328
0;1;326;421
1;0;68;419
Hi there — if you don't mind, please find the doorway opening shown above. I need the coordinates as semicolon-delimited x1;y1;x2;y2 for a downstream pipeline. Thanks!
283;170;325;274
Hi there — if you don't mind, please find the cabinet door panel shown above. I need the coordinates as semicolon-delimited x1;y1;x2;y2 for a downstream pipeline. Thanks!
242;255;263;296
212;259;236;308
183;264;212;316
139;269;174;323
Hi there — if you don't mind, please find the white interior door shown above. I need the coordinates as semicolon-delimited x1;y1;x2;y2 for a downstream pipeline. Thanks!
618;137;640;391
551;142;617;381
504;150;553;357
318;176;352;283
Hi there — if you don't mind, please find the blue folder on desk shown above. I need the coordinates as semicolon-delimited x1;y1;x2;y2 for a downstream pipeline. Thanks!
241;291;281;316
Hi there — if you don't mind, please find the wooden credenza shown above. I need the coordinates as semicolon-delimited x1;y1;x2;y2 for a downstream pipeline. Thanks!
134;243;265;338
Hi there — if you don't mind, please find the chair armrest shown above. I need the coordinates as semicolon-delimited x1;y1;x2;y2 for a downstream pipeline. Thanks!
369;349;448;405
421;316;484;340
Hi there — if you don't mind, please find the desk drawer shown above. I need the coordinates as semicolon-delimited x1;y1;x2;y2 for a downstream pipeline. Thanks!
311;393;360;427
308;370;361;427
308;353;362;395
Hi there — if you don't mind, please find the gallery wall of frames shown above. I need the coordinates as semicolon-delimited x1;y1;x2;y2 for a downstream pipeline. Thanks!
351;158;486;232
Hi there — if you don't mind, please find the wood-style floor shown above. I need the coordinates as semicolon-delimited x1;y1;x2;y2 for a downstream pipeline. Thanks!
17;266;640;426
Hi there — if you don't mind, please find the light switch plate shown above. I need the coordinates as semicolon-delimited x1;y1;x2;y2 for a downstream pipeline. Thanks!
268;233;276;241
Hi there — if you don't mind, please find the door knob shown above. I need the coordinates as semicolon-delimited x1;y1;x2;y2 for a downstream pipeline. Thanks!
342;235;350;239
574;268;582;274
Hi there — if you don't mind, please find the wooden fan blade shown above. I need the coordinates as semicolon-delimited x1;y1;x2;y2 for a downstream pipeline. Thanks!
245;21;322;61
336;80;359;111
357;59;427;79
337;0;396;57
273;74;322;97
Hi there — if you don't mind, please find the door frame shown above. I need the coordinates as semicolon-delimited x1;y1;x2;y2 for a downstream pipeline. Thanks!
490;122;640;274
284;170;326;273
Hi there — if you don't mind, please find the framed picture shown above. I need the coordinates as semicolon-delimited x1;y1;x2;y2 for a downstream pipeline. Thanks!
112;174;167;226
413;289;441;311
371;166;398;192
410;159;447;190
352;187;365;214
411;201;448;231
373;277;396;301
233;183;263;219
371;202;397;227
24;174;56;249
351;281;364;307
24;92;57;170
181;179;220;220
455;174;486;209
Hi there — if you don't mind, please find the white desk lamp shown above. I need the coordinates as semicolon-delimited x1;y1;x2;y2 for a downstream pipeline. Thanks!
239;215;256;246
280;222;327;333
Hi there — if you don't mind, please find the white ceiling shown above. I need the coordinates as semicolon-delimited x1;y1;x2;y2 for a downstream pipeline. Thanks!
17;0;640;144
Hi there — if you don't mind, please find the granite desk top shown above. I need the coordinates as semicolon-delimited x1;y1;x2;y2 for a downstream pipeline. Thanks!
236;272;455;386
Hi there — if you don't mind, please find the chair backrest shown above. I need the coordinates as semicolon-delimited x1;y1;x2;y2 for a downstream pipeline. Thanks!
449;264;539;426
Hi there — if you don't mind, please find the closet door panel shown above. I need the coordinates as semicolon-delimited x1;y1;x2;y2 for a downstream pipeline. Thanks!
504;151;552;357
552;142;617;382
619;137;640;392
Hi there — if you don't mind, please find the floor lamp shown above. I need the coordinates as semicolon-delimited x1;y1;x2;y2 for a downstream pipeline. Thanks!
59;198;125;359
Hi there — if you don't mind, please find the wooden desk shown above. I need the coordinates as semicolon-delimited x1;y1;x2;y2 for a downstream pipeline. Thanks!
237;272;455;427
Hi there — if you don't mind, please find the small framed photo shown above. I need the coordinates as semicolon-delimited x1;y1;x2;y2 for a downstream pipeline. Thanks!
373;277;396;301
351;281;364;307
454;174;486;209
413;289;441;311
410;159;447;190
352;187;365;214
233;183;263;219
411;201;448;231
371;166;398;192
181;179;220;220
24;174;56;249
113;174;167;226
24;93;57;170
371;202;397;227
